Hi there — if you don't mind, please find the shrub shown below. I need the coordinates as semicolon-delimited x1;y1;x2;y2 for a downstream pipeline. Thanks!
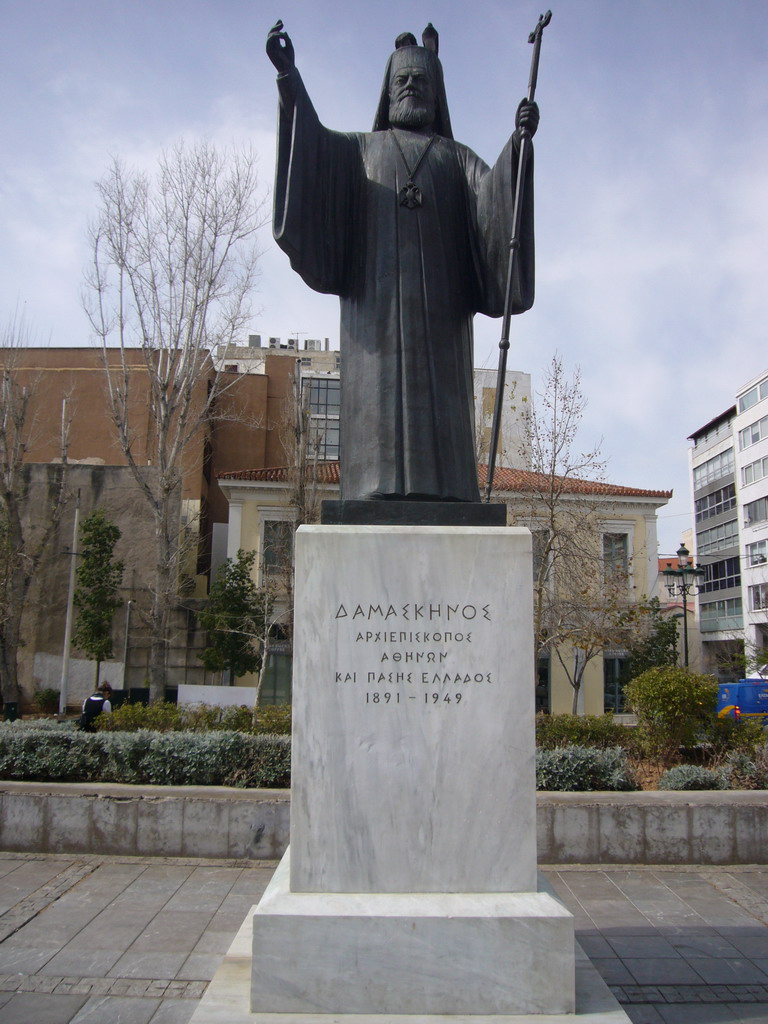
254;704;292;735
535;746;638;791
33;688;60;715
0;725;290;787
96;700;261;733
535;713;636;751
722;747;768;789
658;764;729;790
624;667;718;760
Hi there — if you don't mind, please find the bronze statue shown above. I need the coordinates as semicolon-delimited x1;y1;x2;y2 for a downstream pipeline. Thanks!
267;22;538;503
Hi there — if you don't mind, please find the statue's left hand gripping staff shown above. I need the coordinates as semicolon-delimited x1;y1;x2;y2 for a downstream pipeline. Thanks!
485;10;552;502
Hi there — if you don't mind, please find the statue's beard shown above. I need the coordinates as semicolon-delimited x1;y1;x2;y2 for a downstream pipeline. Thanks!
389;96;434;130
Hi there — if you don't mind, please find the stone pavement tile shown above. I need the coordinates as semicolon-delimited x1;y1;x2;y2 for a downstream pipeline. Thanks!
624;1006;665;1024
69;994;161;1023
189;929;237;955
38;947;124;978
148;1000;197;1024
0;863;26;881
128;910;213;952
227;868;275;897
0;860;72;912
668;931;742;958
175;952;223;981
674;899;758;930
731;1004;768;1021
688;957;768;985
623;957;704;985
0;943;57;974
590;958;636;985
0;991;88;1023
108;950;189;979
731;935;768;957
657;1004;740;1023
576;932;614;957
607;934;680;958
56;920;150;954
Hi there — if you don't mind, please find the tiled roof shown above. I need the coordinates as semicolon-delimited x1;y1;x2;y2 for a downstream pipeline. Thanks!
219;462;671;500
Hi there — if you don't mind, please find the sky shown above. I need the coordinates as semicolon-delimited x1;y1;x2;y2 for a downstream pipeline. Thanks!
2;0;768;554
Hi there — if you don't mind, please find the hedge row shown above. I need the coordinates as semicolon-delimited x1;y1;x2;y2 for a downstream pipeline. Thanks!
0;726;290;788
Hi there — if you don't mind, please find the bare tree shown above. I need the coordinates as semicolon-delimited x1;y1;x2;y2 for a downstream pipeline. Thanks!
84;142;267;700
0;322;70;703
508;355;638;712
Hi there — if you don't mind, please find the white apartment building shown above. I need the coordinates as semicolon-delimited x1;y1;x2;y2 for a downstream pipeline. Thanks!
734;370;768;659
688;368;768;678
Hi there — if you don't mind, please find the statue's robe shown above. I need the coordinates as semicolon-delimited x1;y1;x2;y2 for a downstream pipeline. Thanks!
274;69;535;502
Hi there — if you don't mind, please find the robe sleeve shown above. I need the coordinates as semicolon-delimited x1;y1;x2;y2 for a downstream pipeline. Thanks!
273;68;360;297
463;133;535;318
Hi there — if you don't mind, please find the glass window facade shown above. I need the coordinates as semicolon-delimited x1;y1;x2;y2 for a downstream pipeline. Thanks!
693;448;734;490
739;413;768;451
745;496;768;527
742;455;768;487
750;583;768;612
695;484;737;523
746;540;768;566
701;556;741;594
697;519;738;556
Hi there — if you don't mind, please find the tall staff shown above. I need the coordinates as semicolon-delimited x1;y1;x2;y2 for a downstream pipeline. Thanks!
484;10;551;502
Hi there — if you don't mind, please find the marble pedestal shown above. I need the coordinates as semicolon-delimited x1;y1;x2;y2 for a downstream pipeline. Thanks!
251;526;575;1017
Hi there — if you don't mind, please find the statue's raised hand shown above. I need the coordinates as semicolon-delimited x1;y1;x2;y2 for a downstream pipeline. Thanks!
267;21;295;74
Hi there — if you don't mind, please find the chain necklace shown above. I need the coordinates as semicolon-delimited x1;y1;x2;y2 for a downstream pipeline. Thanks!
390;129;436;209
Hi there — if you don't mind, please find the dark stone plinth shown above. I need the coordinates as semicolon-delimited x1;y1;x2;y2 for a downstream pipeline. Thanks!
320;500;507;527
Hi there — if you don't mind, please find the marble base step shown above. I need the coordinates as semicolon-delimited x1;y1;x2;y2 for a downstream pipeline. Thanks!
250;854;574;1016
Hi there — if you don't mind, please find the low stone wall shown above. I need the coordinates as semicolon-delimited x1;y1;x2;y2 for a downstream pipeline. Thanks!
0;782;289;860
1;782;767;864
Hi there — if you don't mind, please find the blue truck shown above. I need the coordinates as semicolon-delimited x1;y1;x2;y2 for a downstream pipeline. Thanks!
717;679;768;721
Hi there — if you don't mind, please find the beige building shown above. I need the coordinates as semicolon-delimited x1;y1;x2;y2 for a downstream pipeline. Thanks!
219;462;671;713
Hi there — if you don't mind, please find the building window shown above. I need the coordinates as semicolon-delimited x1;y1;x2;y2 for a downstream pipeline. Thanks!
697;519;738;556
701;556;741;593
262;520;294;577
746;540;768;566
738;377;768;414
603;532;629;580
224;363;238;373
749;584;768;612
693;448;734;490
695;484;736;523
305;377;341;461
742;455;768;487
699;597;743;631
745;496;768;527
739;413;768;451
604;656;629;713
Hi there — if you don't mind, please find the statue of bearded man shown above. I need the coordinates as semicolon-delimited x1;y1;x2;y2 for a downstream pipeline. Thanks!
267;22;538;504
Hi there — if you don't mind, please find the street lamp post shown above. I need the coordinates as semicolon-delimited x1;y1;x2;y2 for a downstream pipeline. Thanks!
663;542;705;668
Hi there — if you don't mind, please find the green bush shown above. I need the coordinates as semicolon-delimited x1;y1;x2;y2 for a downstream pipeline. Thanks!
535;713;636;751
624;667;718;760
722;747;768;789
33;688;60;714
96;700;291;735
0;725;290;787
254;705;292;735
535;746;638;791
658;764;729;790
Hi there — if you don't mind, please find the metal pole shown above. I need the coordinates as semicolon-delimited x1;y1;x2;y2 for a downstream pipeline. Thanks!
485;10;551;501
121;600;132;691
59;489;80;714
682;593;690;667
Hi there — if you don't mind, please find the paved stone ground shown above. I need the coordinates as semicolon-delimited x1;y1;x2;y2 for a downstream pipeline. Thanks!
548;865;768;1023
1;855;768;1023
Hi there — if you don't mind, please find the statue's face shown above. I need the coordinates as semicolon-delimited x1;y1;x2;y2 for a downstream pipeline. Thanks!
388;64;436;130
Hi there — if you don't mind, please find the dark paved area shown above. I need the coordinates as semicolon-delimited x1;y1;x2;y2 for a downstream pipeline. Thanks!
1;854;768;1022
548;865;768;1023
